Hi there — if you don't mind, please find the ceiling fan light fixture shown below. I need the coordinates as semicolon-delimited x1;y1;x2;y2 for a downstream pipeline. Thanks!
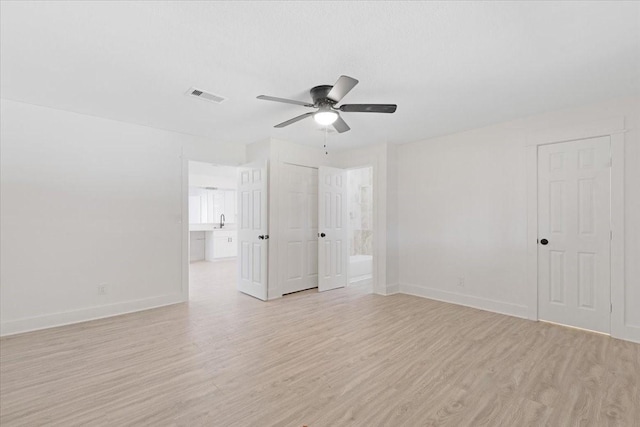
314;110;338;125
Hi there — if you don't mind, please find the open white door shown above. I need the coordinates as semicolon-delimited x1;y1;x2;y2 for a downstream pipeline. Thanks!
538;136;611;333
237;161;268;300
318;166;348;292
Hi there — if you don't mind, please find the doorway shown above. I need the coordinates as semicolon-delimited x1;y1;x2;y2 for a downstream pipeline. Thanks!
187;161;240;300
347;167;374;288
537;136;611;333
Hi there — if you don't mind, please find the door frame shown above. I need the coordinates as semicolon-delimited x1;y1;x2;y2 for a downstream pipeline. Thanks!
181;158;244;303
525;117;626;339
181;157;189;302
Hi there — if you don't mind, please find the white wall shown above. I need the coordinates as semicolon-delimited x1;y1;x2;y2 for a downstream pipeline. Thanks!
188;162;238;189
0;99;245;335
397;96;640;341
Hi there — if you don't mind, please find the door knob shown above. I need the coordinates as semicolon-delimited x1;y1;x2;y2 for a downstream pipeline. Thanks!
318;233;326;238
258;235;265;240
540;238;549;245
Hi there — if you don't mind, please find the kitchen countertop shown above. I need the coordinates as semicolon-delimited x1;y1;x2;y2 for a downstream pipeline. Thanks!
189;224;237;232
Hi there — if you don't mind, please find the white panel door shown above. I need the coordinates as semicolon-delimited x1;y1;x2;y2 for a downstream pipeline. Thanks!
280;164;318;294
538;136;611;333
318;166;348;292
237;161;268;301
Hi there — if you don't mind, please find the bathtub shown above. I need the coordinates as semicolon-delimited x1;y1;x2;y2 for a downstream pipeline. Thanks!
349;254;372;283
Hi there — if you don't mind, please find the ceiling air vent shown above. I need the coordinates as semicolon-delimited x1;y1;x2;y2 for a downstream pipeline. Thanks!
186;87;226;104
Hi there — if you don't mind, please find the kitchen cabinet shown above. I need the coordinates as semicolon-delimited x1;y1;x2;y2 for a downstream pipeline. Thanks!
189;231;206;261
212;230;237;259
189;188;237;225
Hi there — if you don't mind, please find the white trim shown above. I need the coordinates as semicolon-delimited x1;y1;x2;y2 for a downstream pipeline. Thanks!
539;320;611;336
0;293;184;337
525;117;633;342
618;326;640;344
385;283;400;295
181;156;190;303
610;132;629;341
525;145;538;320
372;154;385;297
268;146;282;300
400;283;528;319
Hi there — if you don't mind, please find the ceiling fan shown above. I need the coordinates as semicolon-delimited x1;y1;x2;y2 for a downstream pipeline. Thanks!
257;75;397;133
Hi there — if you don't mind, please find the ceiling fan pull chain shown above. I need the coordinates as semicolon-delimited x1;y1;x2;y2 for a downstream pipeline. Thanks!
324;126;328;155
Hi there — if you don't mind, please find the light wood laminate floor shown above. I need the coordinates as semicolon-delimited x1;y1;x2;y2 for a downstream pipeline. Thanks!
1;260;639;426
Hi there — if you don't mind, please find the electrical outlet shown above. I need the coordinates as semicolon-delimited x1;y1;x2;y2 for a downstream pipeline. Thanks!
98;284;108;295
457;277;465;288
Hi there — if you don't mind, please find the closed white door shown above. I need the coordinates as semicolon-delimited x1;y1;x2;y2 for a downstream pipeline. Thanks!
318;166;348;292
537;136;611;333
237;161;269;301
280;164;319;294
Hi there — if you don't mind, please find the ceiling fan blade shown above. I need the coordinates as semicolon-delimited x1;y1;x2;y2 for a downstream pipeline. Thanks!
326;75;359;103
274;112;314;128
257;95;314;107
339;104;397;113
332;115;350;133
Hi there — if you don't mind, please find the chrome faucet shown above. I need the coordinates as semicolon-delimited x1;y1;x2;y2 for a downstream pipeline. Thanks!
220;213;225;228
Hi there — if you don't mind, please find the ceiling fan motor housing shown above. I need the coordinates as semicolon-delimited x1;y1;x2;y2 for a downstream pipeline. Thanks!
310;85;335;106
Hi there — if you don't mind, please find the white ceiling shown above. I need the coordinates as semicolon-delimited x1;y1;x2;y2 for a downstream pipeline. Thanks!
1;1;639;150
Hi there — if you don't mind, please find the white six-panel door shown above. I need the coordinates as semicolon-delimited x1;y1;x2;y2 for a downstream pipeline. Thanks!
280;164;319;294
237;161;268;301
318;166;348;292
537;136;611;333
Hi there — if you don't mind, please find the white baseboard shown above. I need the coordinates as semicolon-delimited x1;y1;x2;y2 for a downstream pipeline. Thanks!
615;324;640;344
385;283;400;295
0;293;185;337
399;283;529;319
